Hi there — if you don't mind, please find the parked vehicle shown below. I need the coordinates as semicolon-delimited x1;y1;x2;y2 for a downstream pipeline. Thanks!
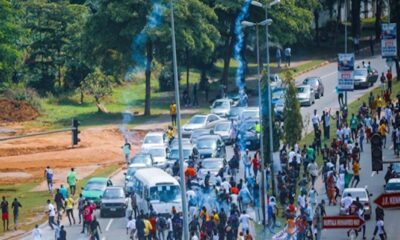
82;177;113;207
339;188;372;220
296;85;315;106
182;114;223;138
237;119;260;150
385;178;400;193
303;77;324;98
214;121;235;145
132;168;182;215
194;134;226;160
100;187;128;218
210;99;231;117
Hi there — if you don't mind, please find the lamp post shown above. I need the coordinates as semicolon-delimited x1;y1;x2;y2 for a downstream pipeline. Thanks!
242;19;272;227
251;0;280;194
170;0;189;239
344;0;348;106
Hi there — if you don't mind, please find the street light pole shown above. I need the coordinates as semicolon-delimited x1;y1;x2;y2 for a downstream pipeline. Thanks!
170;0;189;239
344;0;348;106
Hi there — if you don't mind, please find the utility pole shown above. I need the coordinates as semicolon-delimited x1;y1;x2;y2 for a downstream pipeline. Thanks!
344;0;348;106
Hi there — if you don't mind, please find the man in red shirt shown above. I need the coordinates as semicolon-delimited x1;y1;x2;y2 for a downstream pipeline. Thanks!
81;201;95;234
251;153;261;178
386;70;393;93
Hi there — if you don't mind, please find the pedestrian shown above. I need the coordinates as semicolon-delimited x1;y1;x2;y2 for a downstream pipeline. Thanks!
350;113;358;141
65;195;76;225
375;206;385;221
307;160;318;187
253;183;260;224
242;149;251;179
284;47;291;67
336;87;344;108
380;73;386;95
136;216;146;240
55;220;61;240
350;160;361;188
172;213;183;240
312;109;320;134
359;125;365;152
149;213;157;240
90;216;102;240
276;48;282;68
77;194;85;224
373;218;387;240
244;229;253;240
46;199;56;230
169;102;177;126
44;166;54;193
11;198;21;230
166;215;173;240
378;121;388;148
376;95;384;120
54;189;64;219
251;153;260;179
192;83;199;106
122;140;131;163
67;168;77;196
295;215;308;240
353;35;360;53
1;196;9;231
386;69;393;93
239;210;250;234
127;216;136;240
32;224;42;240
286;216;296;239
238;186;252;212
59;225;67;240
59;184;68;200
81;201;94;234
322;110;331;139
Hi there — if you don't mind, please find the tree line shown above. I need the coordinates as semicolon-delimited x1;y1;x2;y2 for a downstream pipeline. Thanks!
0;0;399;115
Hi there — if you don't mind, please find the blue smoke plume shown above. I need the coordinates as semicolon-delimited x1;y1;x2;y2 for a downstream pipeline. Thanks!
234;0;252;152
120;0;165;138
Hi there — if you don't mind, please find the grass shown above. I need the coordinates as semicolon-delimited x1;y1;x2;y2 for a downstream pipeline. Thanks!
0;163;120;235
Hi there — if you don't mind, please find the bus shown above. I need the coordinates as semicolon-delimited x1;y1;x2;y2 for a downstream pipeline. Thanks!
132;167;182;215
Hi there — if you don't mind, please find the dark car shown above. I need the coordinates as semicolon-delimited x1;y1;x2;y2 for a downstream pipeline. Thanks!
190;129;211;144
194;135;226;160
237;119;260;150
167;144;194;166
303;77;324;99
272;87;286;107
100;187;128;218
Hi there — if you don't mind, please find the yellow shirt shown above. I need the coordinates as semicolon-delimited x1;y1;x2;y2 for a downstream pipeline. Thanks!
353;162;360;176
169;104;176;115
379;124;386;136
376;98;383;108
65;197;74;209
213;213;220;226
287;218;296;234
144;219;152;236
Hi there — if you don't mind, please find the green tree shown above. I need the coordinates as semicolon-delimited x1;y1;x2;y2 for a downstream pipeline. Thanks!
0;0;22;88
82;68;113;113
283;69;302;147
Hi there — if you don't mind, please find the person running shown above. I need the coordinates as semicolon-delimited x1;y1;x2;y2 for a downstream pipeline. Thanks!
65;195;76;225
81;201;94;234
373;218;387;240
239;210;250;234
78;194;85;224
378;121;388;148
122;140;131;163
47;199;56;230
11;198;21;230
386;70;393;93
350;159;361;187
67;168;77;196
54;189;64;220
32;224;42;240
1;196;9;231
169;102;177;126
44;166;54;193
90;216;102;240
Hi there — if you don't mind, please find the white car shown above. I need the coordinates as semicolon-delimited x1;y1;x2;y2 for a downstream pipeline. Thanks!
296;84;315;106
385;178;400;193
197;158;225;185
339;188;372;220
214;121;234;144
270;74;283;89
141;132;168;149
210;99;231;117
240;107;259;122
182;114;223;138
141;147;168;169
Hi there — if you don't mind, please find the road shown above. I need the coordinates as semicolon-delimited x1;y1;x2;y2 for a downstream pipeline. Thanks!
24;54;395;240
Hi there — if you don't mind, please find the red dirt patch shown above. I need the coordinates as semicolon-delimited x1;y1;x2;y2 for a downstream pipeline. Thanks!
0;98;39;123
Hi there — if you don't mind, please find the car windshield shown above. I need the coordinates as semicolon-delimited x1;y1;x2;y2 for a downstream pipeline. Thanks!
131;155;152;165
241;121;256;131
148;149;166;157
386;182;400;191
149;185;181;202
213;101;229;109
169;149;191;159
189;116;206;124
215;123;231;131
85;181;106;191
103;188;124;199
344;191;367;200
202;160;223;169
303;78;317;85
144;135;163;144
297;87;309;93
354;69;368;76
242;111;259;120
272;89;285;100
196;139;217;149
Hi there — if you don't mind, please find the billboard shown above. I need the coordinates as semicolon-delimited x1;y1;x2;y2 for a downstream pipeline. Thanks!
337;53;355;91
381;23;397;58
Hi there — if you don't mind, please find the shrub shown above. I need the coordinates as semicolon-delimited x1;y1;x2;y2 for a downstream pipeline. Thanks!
3;87;42;111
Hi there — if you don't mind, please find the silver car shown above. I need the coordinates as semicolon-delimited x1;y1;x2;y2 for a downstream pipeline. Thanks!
214;121;234;145
197;158;225;185
303;77;324;98
182;114;223;138
353;68;370;88
141;147;168;169
296;85;315;106
210;99;231;117
100;187;128;218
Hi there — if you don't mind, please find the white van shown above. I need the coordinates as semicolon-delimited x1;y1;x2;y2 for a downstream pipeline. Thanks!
132;168;182;215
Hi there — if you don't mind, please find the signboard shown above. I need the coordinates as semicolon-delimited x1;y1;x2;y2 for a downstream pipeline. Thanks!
323;216;365;229
381;23;397;58
374;192;400;209
337;54;355;91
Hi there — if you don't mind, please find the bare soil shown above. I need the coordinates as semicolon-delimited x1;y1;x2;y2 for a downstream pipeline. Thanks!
0;127;146;185
0;99;39;123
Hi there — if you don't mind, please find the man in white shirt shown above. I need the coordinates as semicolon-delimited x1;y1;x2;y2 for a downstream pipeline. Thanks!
239;210;251;233
312;109;320;133
47;200;56;230
343;124;351;142
297;192;306;210
126;216;136;239
336;127;344;141
288;149;296;164
32;224;42;240
221;178;231;193
340;193;353;214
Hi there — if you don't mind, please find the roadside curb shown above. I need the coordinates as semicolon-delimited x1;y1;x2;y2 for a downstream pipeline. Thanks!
292;60;331;78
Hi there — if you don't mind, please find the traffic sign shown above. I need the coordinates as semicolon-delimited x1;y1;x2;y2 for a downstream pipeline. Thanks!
323;216;365;229
374;192;400;209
